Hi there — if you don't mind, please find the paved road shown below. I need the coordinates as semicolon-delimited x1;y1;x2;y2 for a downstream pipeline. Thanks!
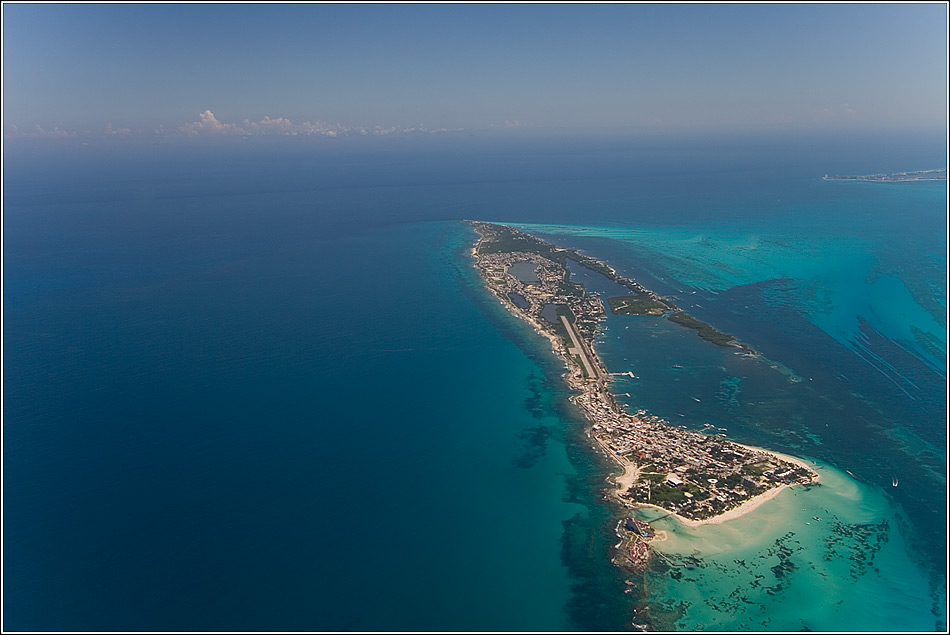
560;315;598;379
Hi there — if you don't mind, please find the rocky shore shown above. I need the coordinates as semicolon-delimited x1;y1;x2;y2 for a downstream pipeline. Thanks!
468;220;819;568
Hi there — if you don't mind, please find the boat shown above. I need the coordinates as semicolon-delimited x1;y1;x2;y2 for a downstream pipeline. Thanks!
892;477;899;487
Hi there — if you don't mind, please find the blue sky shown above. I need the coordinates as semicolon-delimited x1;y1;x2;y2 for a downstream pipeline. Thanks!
2;2;947;137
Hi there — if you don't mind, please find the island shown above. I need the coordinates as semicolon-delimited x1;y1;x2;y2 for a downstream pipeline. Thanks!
822;168;946;182
468;221;818;570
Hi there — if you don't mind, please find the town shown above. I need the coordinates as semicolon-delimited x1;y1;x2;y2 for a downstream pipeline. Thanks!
470;221;817;527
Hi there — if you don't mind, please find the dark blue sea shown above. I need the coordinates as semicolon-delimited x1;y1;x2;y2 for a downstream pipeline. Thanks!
3;130;946;631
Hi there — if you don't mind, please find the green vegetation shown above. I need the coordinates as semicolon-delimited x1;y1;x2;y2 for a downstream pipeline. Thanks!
793;467;813;480
555;304;576;322
648;483;698;505
608;295;669;316
552;305;575;346
566;254;615;278
475;225;567;264
687;486;711;501
563;253;652;296
557;280;586;297
741;462;768;476
720;473;743;488
476;223;653;299
474;222;753;355
650;484;685;504
572;355;589;378
667;311;737;346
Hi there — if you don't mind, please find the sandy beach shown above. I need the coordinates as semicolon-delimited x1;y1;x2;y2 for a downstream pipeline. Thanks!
736;443;817;472
471;228;819;532
589;408;818;528
654;482;794;527
631;471;816;528
586;414;818;529
592;434;640;496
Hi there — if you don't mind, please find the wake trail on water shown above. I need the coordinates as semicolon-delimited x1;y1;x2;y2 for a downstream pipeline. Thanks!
850;343;919;401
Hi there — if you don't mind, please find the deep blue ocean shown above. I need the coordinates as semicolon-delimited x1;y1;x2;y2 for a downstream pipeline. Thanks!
3;130;946;631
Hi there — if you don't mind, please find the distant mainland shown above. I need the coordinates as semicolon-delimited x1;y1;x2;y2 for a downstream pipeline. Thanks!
822;168;946;182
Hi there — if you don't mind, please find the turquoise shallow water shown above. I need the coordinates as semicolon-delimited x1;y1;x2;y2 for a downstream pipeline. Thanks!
641;463;934;631
512;202;946;377
506;183;946;630
4;134;945;631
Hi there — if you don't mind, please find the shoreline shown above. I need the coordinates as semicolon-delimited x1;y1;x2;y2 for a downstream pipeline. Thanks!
592;433;641;494
470;241;576;367
633;480;797;528
468;222;818;531
735;443;817;473
626;444;819;528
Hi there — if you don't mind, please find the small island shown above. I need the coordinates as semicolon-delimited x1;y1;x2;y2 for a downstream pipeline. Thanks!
469;221;818;569
822;168;946;182
607;295;668;316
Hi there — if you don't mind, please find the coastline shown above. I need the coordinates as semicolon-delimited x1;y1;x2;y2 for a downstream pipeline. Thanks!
469;222;818;530
633;480;797;528
592;433;640;494
627;444;819;528
735;443;817;473
470;242;574;366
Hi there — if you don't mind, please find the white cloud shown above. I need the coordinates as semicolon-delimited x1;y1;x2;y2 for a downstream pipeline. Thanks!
243;115;296;135
4;111;473;141
245;116;349;137
488;120;535;129
178;109;245;136
38;124;74;138
298;120;346;136
104;122;132;136
4;124;78;139
174;110;352;137
807;103;861;124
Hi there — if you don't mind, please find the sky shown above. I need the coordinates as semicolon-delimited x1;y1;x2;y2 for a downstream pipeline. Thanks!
2;2;947;139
